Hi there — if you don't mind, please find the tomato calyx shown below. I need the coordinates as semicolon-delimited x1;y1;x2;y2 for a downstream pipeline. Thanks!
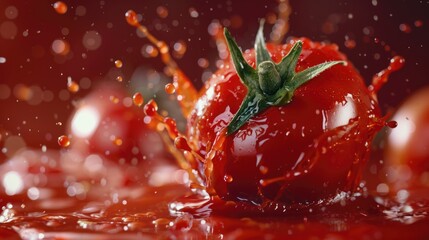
224;22;346;135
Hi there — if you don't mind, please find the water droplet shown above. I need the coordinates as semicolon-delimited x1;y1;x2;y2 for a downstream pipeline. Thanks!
188;8;199;18
53;1;67;14
386;120;398;128
132;92;144;106
174;136;191;151
52;39;70;55
164;117;179;139
67;79;79;93
389;56;405;71
5;6;18;20
58;135;70;147
152;218;171;230
142;44;159;58
144;100;158;116
173;40;187;58
109;95;120;104
156;6;169;19
414;20;423;27
114;60;123;68
344;39;356;49
224;174;233;183
259;165;268;175
82;31;102;51
164;83;176;94
197;58;209;68
125;10;139;26
113;137;123;146
399;23;411;33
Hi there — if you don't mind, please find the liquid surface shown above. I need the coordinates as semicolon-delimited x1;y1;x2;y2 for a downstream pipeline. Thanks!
1;149;429;239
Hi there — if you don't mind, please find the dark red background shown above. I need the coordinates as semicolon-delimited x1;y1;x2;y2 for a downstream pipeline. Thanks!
0;0;427;153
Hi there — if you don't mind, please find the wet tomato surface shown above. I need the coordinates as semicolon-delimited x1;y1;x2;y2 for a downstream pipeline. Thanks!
383;86;429;191
66;83;165;164
188;38;381;204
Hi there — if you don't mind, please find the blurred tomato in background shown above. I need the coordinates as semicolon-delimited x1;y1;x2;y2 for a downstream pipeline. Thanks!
66;82;163;164
382;87;429;192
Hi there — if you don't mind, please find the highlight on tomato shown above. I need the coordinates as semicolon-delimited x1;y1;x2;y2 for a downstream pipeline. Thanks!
383;86;429;192
67;83;165;165
186;23;383;205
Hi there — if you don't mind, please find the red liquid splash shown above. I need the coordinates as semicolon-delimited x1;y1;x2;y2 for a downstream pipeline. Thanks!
124;6;411;214
125;10;198;118
368;56;405;96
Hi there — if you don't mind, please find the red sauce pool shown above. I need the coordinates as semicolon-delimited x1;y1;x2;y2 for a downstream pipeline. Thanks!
0;149;428;239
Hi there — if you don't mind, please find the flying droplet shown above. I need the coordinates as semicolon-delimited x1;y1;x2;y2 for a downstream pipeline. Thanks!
389;56;405;71
156;6;169;18
53;1;67;14
144;100;158;116
414;20;423;27
224;174;233;183
386;120;398;128
132;92;144;107
113;137;123;146
58;135;70;147
67;78;79;93
114;60;123;68
259;165;268;175
164;83;176;94
344;39;356;49
399;23;411;33
125;10;139;26
174;136;191;151
109;95;120;104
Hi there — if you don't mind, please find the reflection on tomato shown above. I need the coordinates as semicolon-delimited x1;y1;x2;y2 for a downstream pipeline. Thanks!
187;37;381;205
67;83;164;164
385;86;429;191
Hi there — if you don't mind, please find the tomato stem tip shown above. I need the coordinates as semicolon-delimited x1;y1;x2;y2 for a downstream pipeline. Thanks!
224;22;345;135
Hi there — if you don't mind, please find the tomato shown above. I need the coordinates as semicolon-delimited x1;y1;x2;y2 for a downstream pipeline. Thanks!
67;83;165;164
187;26;381;205
384;86;429;191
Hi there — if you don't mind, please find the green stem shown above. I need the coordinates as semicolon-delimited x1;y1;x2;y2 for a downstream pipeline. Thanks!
225;22;345;135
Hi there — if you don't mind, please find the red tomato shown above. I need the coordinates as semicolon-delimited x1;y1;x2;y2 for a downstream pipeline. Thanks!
187;33;381;204
384;86;429;191
67;83;165;164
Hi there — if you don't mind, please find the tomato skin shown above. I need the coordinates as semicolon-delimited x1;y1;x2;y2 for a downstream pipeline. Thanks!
187;38;381;204
67;84;164;164
385;87;429;191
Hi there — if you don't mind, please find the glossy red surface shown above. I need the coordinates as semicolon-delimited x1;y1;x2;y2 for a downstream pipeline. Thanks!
383;86;429;191
187;39;381;204
66;84;165;164
1;149;429;239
